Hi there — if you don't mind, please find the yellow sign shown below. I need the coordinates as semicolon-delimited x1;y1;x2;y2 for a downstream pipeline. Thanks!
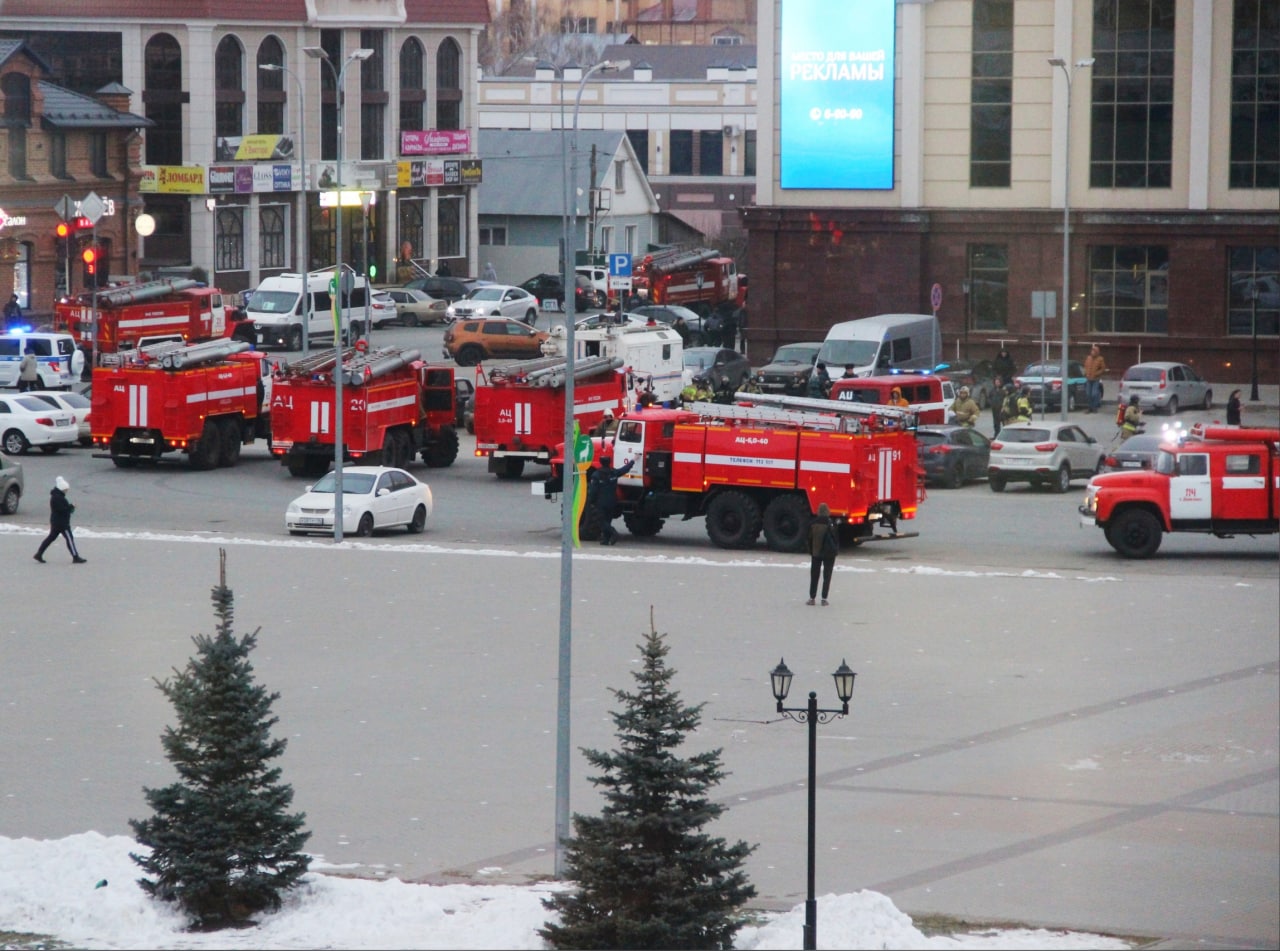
234;135;293;161
139;166;207;194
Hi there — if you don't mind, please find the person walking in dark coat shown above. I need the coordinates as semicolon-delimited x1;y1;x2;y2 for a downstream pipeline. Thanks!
1226;389;1243;426
592;452;635;545
806;502;839;605
34;476;86;564
992;347;1017;384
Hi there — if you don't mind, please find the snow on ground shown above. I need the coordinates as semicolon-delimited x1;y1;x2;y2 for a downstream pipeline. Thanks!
0;832;1135;950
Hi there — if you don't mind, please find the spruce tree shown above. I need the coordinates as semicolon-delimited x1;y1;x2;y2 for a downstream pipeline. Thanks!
541;615;757;950
130;549;311;929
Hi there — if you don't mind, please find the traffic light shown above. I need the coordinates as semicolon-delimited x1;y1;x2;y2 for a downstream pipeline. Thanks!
82;246;98;288
55;222;70;260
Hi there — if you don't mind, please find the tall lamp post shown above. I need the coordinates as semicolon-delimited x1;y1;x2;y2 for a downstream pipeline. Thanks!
304;45;372;543
259;60;311;357
1248;281;1260;402
769;658;857;951
1048;56;1094;421
554;58;629;879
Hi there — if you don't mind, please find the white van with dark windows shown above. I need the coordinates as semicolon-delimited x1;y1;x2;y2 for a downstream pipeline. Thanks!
0;331;85;389
245;268;372;351
815;314;941;380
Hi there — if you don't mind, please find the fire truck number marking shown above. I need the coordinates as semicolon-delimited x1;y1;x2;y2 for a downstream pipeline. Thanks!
1182;487;1201;501
310;400;331;434
349;398;367;413
514;401;533;435
733;435;770;446
128;384;148;427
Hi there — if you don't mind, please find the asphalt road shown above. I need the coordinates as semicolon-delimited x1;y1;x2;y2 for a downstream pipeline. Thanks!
1;321;1276;948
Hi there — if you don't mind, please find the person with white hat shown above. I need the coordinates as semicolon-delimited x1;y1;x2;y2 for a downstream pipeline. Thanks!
34;476;86;564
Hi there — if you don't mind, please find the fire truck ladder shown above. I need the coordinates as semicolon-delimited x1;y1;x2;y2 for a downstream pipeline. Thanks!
686;393;916;433
488;355;622;387
685;400;851;432
640;246;720;273
736;391;917;424
278;347;357;380
341;347;423;386
92;277;198;308
157;338;252;370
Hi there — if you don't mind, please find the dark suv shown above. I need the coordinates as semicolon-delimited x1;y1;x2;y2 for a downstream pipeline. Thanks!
404;275;473;304
756;341;823;394
519;273;595;311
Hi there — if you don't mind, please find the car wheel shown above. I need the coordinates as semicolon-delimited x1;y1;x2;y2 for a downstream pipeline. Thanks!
705;490;763;549
3;429;29;455
405;312;421;328
1;484;19;514
1105;507;1164;558
944;461;963;490
762;493;811;552
595;291;607;308
456;344;484;367
407;504;427;534
1067;390;1077;412
988;473;1006;493
287;326;304;352
39;445;61;454
356;512;375;537
1202;390;1212;411
1166;396;1178;416
1054;463;1071;493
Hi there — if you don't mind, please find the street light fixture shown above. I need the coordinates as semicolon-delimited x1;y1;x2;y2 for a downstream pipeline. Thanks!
304;45;372;543
259;60;311;357
769;658;857;951
554;58;629;880
1048;56;1094;421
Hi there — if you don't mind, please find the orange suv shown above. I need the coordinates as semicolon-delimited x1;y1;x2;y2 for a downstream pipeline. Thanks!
443;317;552;366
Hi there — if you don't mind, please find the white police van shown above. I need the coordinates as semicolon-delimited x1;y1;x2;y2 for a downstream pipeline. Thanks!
0;330;85;390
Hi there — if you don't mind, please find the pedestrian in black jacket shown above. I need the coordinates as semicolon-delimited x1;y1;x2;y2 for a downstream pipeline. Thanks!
806;502;839;605
34;476;86;564
591;453;635;545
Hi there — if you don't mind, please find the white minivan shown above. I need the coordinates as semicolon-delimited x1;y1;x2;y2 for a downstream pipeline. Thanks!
815;313;941;380
0;331;85;389
245;269;372;351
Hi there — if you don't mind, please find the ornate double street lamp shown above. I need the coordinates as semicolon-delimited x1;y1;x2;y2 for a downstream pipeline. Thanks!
769;658;858;951
303;45;372;542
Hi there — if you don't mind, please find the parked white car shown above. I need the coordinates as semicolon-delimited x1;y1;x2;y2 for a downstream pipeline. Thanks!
987;421;1104;493
26;389;92;446
1118;362;1212;415
285;466;433;537
0;393;79;455
445;285;540;325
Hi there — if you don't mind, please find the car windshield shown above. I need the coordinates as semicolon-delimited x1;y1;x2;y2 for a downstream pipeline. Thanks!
772;346;818;364
309;472;376;494
467;287;505;302
999;428;1051;443
817;339;880;367
1022;364;1060;377
246;289;299;314
684;351;715;370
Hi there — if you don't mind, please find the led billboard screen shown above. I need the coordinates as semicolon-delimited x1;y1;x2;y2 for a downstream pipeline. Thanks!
779;0;896;189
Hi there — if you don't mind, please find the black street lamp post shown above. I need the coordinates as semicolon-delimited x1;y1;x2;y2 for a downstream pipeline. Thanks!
770;658;857;951
1249;281;1260;403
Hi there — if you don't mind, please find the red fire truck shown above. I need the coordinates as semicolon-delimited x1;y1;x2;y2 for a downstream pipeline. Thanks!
91;338;271;469
1079;424;1279;557
631;247;739;315
55;278;252;359
269;345;460;478
543;392;923;551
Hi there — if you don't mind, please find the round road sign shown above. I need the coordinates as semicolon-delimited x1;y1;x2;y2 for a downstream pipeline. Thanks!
930;282;943;311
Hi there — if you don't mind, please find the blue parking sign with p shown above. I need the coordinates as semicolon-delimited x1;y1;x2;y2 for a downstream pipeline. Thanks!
608;253;632;277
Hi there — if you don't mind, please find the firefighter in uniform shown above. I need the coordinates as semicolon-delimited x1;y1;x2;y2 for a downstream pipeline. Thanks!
950;385;980;427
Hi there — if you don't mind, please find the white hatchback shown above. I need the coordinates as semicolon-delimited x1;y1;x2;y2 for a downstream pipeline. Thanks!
0;393;79;455
987;421;1104;493
285;466;433;537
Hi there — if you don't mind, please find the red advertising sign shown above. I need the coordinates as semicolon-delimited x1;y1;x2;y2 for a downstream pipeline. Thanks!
400;129;472;156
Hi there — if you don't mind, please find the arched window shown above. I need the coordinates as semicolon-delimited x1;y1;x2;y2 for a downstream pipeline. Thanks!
398;199;425;270
215;35;245;142
144;33;185;165
215;206;245;272
399;38;425;134
260;205;287;270
436;38;462;131
257;36;286;136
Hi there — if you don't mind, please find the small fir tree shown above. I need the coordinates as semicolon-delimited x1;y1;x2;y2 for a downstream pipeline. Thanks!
541;614;756;950
130;549;310;929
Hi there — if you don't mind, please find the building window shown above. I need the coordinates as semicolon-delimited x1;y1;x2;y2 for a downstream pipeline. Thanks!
599;226;613;254
437;195;462;258
713;34;744;46
319;29;341;161
561;17;596;34
215;206;245;272
614;160;626;193
215;35;245;142
970;0;1013;187
2;73;31;179
1229;0;1280;188
260;205;286;269
256;36;286;136
699;129;724;175
626;130;649;173
743;130;757;176
436;38;462;131
144;33;185;166
1090;0;1175;188
398;198;425;267
479;223;507;246
89;133;108;177
1089;245;1169;333
361;102;385;160
669;130;694;174
1227;246;1280;337
624;225;637;254
359;31;385;160
966;244;1009;330
50;132;69;179
399;38;425;135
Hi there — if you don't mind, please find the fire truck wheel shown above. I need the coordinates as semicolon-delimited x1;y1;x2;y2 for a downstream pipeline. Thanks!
287;327;304;352
218;419;242;467
623;512;664;537
305;456;330;479
2;429;28;456
1;484;19;515
988;473;1007;493
577;504;602;542
408;505;428;534
1105;508;1163;558
762;494;811;552
286;457;309;477
706;490;763;549
1053;463;1071;493
356;512;375;537
494;457;525;479
190;421;222;470
425;428;459;468
381;430;404;469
